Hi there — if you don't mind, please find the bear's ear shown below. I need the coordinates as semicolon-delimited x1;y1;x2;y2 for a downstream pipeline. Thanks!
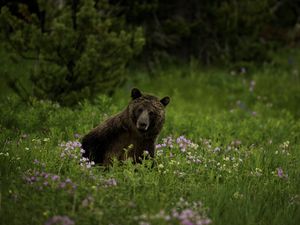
131;88;142;99
160;96;170;107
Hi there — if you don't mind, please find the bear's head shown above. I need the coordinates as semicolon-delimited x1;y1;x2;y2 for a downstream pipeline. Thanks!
128;88;170;136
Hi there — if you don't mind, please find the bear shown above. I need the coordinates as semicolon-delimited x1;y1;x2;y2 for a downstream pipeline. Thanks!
81;88;170;165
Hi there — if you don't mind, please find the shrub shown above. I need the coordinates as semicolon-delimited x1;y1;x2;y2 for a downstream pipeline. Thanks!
0;0;144;106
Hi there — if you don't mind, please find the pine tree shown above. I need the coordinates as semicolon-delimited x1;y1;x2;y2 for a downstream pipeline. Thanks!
0;0;144;106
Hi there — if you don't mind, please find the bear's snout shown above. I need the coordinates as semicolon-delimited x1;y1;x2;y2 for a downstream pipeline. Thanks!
137;110;149;131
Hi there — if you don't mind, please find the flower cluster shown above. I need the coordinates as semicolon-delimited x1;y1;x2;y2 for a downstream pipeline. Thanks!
24;167;76;192
136;198;211;225
186;152;202;164
209;139;242;154
103;178;117;187
156;135;200;164
176;136;199;152
60;141;83;159
0;152;10;157
156;136;174;149
60;140;95;169
79;157;95;169
44;215;75;225
156;136;198;152
250;167;263;177
233;191;244;199
276;141;290;156
199;143;245;177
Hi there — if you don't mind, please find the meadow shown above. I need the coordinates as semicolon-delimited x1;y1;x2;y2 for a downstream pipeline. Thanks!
1;57;300;225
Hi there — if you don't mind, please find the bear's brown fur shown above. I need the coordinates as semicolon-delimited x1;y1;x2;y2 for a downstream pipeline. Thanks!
81;88;170;165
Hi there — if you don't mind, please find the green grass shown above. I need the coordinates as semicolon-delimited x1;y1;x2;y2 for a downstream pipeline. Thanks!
0;62;300;225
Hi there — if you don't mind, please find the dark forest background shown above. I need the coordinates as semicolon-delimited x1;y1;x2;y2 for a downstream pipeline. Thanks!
1;0;300;105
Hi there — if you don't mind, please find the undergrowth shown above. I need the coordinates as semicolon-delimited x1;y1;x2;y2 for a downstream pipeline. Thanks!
1;66;300;225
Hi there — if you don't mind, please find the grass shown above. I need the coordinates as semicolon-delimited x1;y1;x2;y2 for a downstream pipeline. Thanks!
0;58;300;225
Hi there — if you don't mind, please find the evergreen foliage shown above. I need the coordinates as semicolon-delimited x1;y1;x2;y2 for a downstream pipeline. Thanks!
0;0;144;106
111;0;299;65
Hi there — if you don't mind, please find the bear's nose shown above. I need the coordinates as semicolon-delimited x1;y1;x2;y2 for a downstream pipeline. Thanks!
138;122;148;130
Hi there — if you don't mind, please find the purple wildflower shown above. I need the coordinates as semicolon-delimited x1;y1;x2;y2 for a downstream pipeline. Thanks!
277;167;288;178
44;215;75;225
42;172;49;179
24;166;76;193
65;178;72;183
60;140;95;169
135;198;211;225
277;167;283;177
52;175;60;181
59;182;66;189
181;219;193;225
156;144;162;148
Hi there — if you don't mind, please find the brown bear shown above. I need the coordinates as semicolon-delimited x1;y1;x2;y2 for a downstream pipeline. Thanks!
81;88;170;165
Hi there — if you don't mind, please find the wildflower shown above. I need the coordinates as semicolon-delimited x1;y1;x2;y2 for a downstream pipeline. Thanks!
21;134;28;139
52;175;60;181
251;168;262;177
103;178;117;187
277;167;284;178
213;147;221;153
289;195;300;205
44;215;75;225
181;219;193;225
65;178;72;183
240;67;246;74
74;133;81;139
277;167;288;179
59;182;66;188
135;198;212;225
233;191;244;199
139;222;150;225
158;164;164;169
60;140;94;169
249;80;256;92
223;156;230;161
233;163;239;168
231;140;242;147
43;210;50;217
